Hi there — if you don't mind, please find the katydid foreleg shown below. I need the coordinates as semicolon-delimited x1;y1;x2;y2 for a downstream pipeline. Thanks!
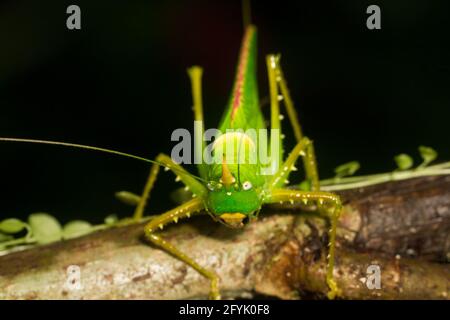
142;198;222;300
267;189;342;299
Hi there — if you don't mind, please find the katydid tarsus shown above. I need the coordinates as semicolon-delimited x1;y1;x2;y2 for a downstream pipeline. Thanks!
0;8;343;300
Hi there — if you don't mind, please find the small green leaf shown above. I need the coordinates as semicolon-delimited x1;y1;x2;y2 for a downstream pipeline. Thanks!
394;154;413;170
334;161;360;178
115;191;141;206
104;214;118;226
418;146;437;168
0;218;27;234
299;180;311;191
28;213;62;244
63;220;93;240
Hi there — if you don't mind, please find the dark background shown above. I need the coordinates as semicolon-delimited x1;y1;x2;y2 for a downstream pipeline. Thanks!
0;0;449;223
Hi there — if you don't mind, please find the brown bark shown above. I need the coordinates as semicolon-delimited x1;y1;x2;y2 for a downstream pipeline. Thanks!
0;175;449;300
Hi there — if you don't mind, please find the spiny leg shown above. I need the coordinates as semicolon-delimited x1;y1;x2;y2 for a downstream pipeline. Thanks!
268;136;319;191
133;153;207;220
267;189;342;299
187;66;207;179
266;55;284;166
301;138;320;191
144;198;221;299
266;56;338;291
266;54;319;191
267;54;303;142
267;137;341;298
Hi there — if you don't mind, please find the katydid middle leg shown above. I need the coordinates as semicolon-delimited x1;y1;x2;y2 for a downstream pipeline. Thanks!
133;153;207;220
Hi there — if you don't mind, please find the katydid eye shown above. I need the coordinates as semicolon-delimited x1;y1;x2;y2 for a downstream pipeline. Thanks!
242;181;252;190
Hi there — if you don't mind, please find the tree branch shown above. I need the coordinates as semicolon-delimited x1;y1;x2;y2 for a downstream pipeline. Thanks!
0;176;449;299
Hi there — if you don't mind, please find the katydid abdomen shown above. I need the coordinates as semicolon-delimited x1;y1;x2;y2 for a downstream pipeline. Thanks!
219;25;264;132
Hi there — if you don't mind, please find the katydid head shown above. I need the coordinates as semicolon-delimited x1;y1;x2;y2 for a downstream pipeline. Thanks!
205;186;262;228
205;159;264;228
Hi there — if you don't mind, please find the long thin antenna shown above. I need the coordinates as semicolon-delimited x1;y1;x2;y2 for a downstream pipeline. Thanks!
0;137;154;163
0;137;208;183
242;0;252;28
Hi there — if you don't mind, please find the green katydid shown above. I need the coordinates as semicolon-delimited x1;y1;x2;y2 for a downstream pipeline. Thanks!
0;7;343;300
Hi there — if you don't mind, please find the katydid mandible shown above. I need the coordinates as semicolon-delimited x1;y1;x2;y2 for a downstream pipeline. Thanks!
0;10;342;300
